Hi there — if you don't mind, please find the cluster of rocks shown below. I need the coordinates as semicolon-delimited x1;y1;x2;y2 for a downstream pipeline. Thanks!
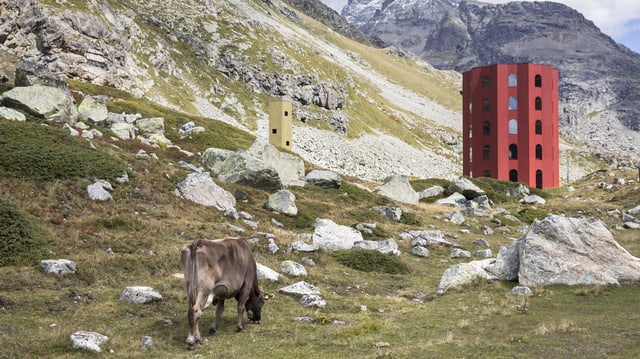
437;214;640;294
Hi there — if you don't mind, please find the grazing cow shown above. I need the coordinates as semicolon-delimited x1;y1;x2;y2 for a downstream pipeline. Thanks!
180;237;268;349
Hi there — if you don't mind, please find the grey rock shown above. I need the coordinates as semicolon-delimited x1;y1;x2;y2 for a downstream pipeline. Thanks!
70;331;108;353
508;184;530;197
402;230;459;247
472;238;490;248
474;249;493;258
518;215;640;286
265;189;297;216
267;238;279;254
371;205;402;222
446;211;465;225
87;182;112;201
110;122;137;139
216;152;283;191
508;286;533;297
40;259;77;276
175;172;236;211
436;192;467;207
201;147;235;174
271;218;284;227
451;248;471;258
437;259;497;294
419;185;445;199
140;336;153;351
135;117;164;136
2;85;77;122
624;222;640;229
353;239;401;256
520;195;546;205
312;218;363;251
288;241;319;252
256;263;280;281
279;281;320;296
486;242;520;281
178;121;205;135
119;286;162;304
305;169;341;189
300;294;326;308
78;96;108;124
280;260;307;277
447;177;485;200
411;246;430;257
627;205;640;216
247;139;305;187
375;174;419;205
0;106;26;121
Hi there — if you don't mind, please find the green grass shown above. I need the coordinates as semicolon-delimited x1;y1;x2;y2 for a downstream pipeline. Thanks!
0;120;127;181
331;249;410;274
0;199;49;266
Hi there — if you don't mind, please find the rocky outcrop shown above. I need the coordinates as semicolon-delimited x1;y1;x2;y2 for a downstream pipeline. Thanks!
1;85;78;122
175;172;236;211
517;215;640;286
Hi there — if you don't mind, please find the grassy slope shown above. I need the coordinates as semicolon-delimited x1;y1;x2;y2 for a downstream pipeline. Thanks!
1;89;640;357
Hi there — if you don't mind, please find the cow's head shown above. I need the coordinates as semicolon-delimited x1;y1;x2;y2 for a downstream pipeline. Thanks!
246;287;273;324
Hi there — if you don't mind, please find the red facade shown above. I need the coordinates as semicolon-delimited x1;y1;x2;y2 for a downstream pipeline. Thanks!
462;64;559;189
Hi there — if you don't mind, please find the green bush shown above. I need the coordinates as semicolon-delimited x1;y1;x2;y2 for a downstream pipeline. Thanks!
0;199;48;266
515;208;550;224
331;249;409;274
0;121;127;181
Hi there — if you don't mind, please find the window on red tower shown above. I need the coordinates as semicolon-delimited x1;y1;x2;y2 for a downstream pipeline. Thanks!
535;120;542;134
483;170;491;177
535;74;542;87
483;145;491;160
483;98;490;112
508;119;518;134
509;144;518;159
482;76;490;88
508;96;518;110
508;74;517;87
536;144;543;160
483;121;490;135
535;97;542;110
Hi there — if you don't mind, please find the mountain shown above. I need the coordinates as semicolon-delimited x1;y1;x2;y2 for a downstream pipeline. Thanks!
343;0;640;157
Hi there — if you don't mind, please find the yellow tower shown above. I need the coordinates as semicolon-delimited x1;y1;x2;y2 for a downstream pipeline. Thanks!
268;100;293;150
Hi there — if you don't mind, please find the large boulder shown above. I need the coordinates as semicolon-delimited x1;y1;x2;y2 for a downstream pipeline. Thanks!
1;85;78;122
70;331;109;353
246;139;305;187
216;152;283;191
375;174;419;205
485;242;520;281
518;215;640;286
175;172;236;211
305;169;341;189
265;189;297;216
201;148;235;174
437;259;497;294
77;95;108;125
312;218;363;251
447;177;485;200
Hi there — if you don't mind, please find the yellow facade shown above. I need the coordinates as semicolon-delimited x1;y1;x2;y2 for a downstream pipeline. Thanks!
268;101;293;149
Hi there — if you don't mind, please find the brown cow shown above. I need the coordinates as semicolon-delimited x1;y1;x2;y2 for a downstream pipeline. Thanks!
180;237;267;349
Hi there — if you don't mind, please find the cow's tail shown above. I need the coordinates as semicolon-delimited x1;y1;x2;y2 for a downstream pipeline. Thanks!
187;239;200;327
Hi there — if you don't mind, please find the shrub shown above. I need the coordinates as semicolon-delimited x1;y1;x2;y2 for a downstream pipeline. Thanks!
331;249;409;274
515;208;549;224
0;199;48;266
0;121;127;181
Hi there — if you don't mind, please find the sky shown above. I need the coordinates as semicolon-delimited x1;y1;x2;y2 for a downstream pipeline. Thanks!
319;0;640;54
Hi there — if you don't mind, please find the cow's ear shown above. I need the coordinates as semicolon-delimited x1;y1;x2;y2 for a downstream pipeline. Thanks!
264;293;274;301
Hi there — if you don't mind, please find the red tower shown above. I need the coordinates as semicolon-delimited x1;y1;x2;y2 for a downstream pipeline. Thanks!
462;64;559;189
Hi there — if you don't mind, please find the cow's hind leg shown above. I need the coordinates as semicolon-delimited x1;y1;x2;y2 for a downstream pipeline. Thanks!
209;300;224;335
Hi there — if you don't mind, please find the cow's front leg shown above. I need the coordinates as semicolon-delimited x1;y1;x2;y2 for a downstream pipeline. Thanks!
236;299;247;332
210;300;224;335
